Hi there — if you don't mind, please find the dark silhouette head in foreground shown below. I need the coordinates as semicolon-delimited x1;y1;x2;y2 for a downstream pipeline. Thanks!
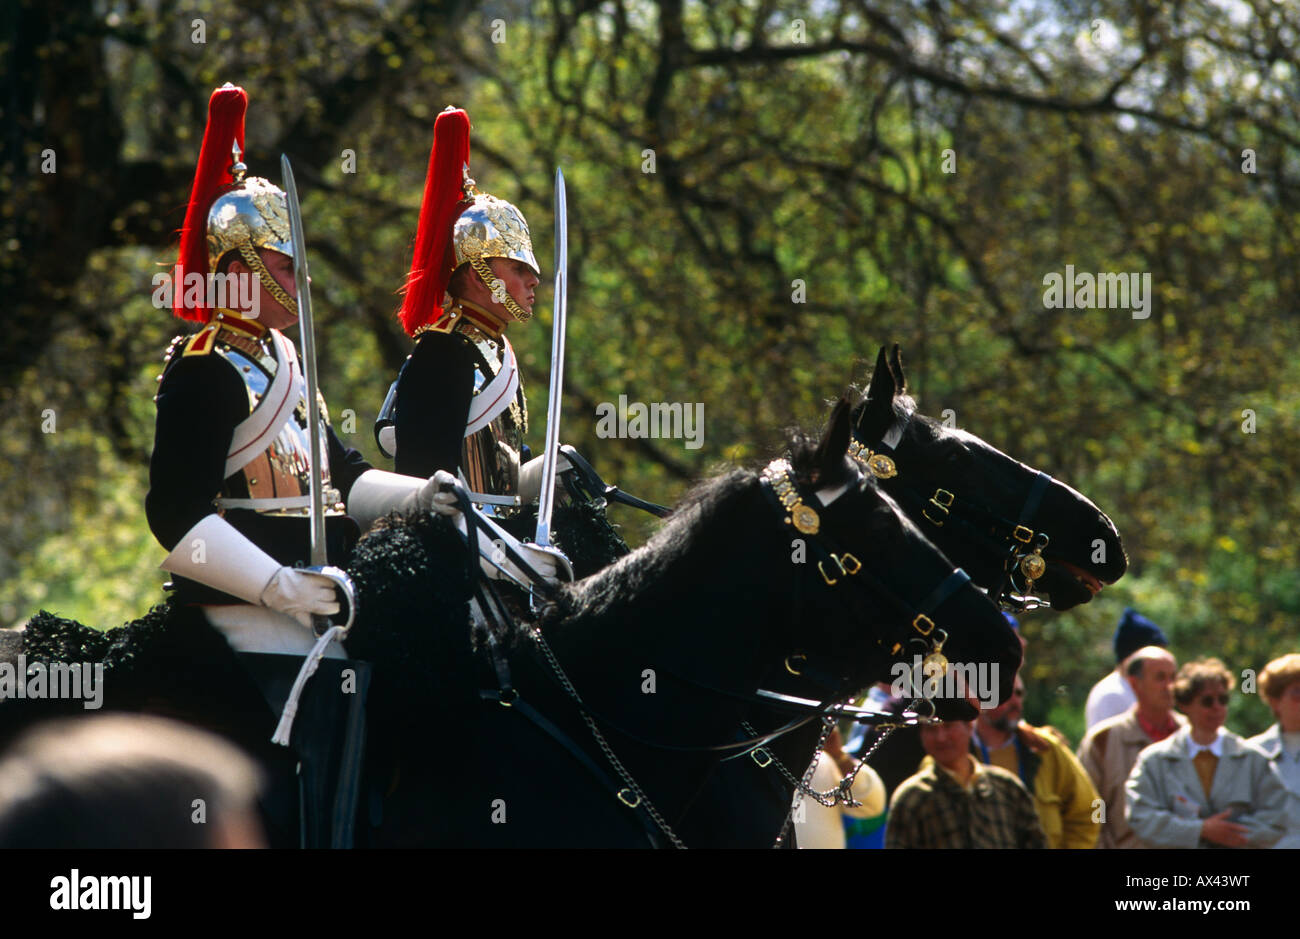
0;714;266;848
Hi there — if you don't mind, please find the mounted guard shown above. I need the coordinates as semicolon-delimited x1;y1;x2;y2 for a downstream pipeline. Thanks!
147;84;558;845
147;84;378;846
373;107;665;578
371;106;534;511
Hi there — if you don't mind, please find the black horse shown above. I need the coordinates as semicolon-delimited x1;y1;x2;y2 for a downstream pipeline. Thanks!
851;345;1127;611
676;346;1130;846
1;399;1015;848
347;398;1020;846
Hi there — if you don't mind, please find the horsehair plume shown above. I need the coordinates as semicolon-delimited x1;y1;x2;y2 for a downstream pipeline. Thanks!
398;107;472;336
174;84;248;323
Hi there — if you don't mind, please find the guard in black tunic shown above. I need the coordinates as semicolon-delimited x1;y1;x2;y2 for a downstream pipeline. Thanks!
376;107;551;516
149;85;517;846
371;108;663;578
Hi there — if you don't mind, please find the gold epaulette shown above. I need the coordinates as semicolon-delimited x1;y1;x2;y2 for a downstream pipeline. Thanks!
412;300;504;345
181;325;219;357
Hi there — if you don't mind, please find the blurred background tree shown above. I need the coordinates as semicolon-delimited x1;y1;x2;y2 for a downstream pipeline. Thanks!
3;0;1297;744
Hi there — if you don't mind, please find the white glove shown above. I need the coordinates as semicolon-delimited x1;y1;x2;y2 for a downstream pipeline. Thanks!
349;471;571;586
160;515;338;633
425;470;462;517
481;538;573;586
396;474;572;586
348;469;456;530
517;452;572;504
258;567;341;631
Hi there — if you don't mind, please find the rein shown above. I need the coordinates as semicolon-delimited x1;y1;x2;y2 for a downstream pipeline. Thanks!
751;457;964;837
446;457;970;848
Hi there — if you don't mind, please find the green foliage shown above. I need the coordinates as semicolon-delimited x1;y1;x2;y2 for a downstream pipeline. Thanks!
4;2;1298;744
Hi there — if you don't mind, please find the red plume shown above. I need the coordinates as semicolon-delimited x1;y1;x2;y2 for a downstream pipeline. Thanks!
174;85;248;323
399;108;472;337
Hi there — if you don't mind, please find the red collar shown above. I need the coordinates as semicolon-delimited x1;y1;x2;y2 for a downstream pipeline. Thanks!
213;310;268;338
414;299;506;342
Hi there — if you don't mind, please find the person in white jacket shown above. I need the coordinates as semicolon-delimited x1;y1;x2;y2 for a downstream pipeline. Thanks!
1127;658;1287;848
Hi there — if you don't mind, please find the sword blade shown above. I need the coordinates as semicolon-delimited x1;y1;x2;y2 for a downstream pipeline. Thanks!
280;154;328;569
535;167;567;548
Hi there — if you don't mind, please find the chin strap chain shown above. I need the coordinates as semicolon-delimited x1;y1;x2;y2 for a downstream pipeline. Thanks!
469;255;531;323
237;244;299;317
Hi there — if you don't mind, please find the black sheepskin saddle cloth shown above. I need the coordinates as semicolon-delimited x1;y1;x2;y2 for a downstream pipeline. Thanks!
2;500;629;755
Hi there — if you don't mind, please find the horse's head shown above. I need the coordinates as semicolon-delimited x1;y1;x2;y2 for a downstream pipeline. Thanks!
850;345;1127;612
777;398;1021;715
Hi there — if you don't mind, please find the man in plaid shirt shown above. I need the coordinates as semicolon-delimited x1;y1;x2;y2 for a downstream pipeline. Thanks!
886;718;1047;849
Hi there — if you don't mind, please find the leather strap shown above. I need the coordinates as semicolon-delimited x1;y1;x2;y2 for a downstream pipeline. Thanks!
464;335;518;436
224;329;302;478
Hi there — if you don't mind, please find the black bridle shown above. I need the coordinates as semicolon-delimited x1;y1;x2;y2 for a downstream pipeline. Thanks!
848;414;1055;613
446;456;983;846
756;457;970;684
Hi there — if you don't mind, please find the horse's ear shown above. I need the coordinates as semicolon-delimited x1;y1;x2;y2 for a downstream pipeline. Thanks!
889;343;907;394
853;346;896;440
815;398;853;481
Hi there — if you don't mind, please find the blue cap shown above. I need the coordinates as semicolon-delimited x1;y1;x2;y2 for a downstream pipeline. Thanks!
1113;607;1168;662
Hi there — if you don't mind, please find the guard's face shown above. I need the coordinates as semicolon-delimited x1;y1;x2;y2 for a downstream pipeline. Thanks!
257;249;299;328
489;257;539;316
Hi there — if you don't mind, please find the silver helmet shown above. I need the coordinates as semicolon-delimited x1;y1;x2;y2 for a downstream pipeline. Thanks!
203;145;297;316
452;192;539;276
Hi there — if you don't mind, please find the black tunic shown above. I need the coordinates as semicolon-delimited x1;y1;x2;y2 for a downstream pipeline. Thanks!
391;330;478;479
145;337;371;606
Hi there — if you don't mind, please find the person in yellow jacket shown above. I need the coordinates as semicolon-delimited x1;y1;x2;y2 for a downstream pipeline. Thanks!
973;675;1101;848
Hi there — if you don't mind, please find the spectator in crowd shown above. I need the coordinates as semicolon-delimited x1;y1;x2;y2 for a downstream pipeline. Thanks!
0;714;266;848
974;673;1100;848
846;613;1028;805
1077;645;1183;848
1086;608;1169;729
1248;653;1300;848
886;718;1046;849
1126;658;1287;848
794;728;887;849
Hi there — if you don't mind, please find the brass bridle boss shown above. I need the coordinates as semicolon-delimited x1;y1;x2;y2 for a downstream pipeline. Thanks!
760;458;956;681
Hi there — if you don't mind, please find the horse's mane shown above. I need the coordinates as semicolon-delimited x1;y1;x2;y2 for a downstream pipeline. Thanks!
551;465;756;625
550;425;849;628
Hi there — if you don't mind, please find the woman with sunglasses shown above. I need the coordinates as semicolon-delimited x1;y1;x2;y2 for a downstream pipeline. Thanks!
1126;657;1288;848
